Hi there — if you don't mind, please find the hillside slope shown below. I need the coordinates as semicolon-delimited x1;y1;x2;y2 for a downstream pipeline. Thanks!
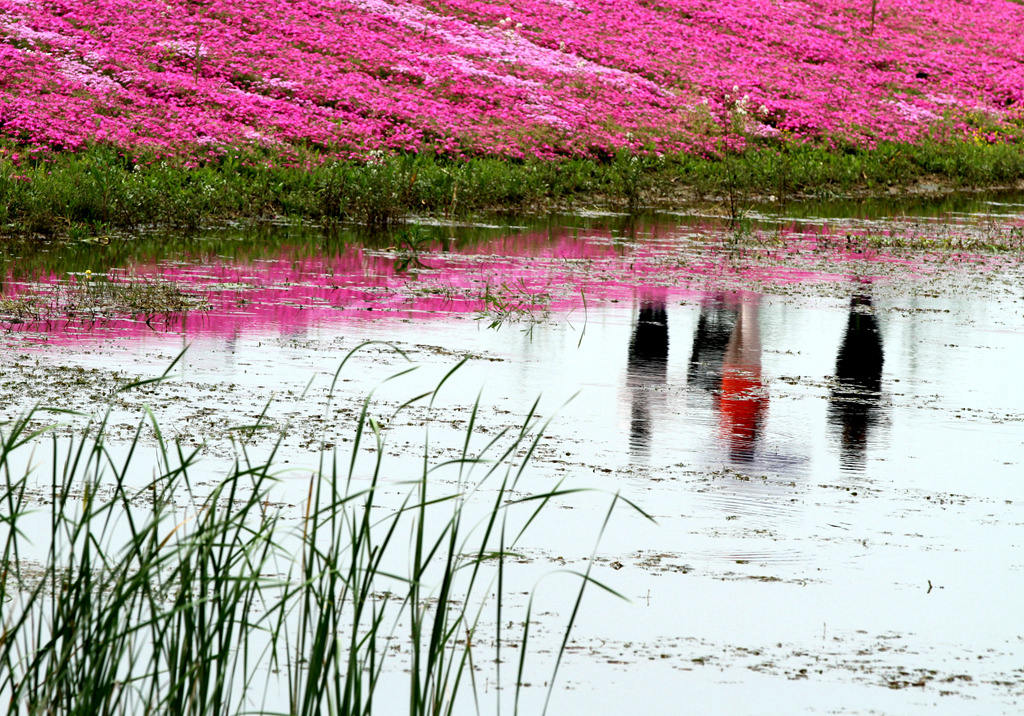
1;0;1023;159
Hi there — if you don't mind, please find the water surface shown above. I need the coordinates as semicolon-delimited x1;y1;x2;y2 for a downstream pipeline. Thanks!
2;197;1023;713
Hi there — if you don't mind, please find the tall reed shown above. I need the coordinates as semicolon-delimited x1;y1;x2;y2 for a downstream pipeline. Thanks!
0;346;646;714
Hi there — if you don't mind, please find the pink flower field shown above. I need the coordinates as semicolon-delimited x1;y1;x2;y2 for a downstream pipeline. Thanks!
2;0;1023;160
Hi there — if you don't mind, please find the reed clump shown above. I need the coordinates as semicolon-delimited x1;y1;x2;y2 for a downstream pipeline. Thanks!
0;347;643;715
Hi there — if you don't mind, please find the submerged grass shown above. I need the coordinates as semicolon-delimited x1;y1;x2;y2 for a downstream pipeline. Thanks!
0;273;209;324
0;346;647;715
2;140;1023;238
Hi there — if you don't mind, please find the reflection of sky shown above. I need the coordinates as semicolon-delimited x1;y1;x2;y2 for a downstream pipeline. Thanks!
29;291;1012;489
4;283;1024;713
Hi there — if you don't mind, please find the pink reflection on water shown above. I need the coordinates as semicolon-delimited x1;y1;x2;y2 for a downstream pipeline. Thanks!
1;220;951;346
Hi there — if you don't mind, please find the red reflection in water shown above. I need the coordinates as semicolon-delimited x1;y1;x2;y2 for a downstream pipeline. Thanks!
717;299;767;462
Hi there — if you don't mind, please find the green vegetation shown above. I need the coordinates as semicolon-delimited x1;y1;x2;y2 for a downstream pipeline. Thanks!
476;279;554;334
0;273;209;324
0;348;645;714
2;141;1023;238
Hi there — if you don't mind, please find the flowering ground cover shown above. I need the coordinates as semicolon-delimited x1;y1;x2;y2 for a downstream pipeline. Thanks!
2;0;1024;161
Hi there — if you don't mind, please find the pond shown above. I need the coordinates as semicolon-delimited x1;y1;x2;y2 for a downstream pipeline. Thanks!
2;194;1023;714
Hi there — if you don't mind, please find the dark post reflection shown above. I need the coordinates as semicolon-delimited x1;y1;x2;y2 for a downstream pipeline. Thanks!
829;294;885;470
687;295;737;393
626;298;669;456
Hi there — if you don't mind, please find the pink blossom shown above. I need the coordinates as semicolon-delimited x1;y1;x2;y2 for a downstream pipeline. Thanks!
0;0;1021;158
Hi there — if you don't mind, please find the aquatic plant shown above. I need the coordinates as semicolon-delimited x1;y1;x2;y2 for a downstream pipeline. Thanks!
475;278;553;332
0;347;644;714
0;272;209;325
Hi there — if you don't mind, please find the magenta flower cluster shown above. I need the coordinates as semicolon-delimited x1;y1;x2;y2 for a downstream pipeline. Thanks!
1;0;1022;159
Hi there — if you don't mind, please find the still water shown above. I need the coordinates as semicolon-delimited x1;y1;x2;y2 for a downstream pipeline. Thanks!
2;196;1023;713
